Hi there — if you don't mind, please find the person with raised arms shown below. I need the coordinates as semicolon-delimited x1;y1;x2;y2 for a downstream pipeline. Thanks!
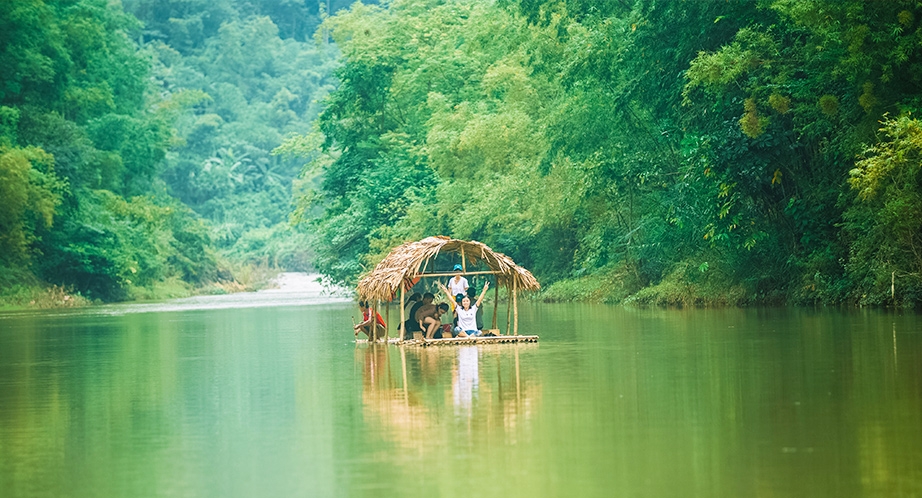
443;280;490;338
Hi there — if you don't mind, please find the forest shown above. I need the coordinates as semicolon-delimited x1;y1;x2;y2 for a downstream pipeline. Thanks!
0;0;349;305
3;0;922;307
288;0;922;307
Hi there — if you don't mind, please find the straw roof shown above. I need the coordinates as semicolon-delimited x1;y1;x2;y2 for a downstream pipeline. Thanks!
357;236;540;301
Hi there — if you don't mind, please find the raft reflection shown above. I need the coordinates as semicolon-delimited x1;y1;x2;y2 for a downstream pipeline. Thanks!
357;343;541;448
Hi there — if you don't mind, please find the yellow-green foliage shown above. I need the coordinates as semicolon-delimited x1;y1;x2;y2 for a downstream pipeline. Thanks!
845;115;922;304
0;147;64;264
26;285;91;309
739;98;767;138
541;265;642;303
684;28;776;102
768;93;790;114
858;82;878;113
625;262;749;307
849;116;922;200
0;272;90;310
685;44;755;92
126;277;193;301
818;94;839;116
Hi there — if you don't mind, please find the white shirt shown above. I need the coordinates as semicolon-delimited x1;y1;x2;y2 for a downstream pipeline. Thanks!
456;304;478;331
448;276;469;297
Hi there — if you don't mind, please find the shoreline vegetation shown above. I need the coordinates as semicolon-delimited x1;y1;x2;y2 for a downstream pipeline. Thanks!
4;264;911;311
0;263;281;311
4;1;922;310
281;1;922;309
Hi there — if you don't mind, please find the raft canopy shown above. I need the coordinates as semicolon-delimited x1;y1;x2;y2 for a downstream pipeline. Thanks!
357;236;540;302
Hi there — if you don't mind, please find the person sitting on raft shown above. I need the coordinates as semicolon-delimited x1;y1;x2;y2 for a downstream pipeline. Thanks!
399;292;422;336
354;301;386;340
454;281;490;337
447;264;469;303
403;292;432;339
415;301;450;340
439;281;490;337
466;284;485;331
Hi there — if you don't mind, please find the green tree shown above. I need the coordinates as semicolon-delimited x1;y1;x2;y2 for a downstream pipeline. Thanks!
1;0;225;302
844;116;922;304
147;13;337;268
0;147;64;265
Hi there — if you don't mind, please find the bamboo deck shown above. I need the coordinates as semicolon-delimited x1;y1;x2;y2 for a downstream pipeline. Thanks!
355;335;539;347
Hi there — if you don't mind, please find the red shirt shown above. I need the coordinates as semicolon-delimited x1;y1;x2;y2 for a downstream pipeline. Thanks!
363;309;386;327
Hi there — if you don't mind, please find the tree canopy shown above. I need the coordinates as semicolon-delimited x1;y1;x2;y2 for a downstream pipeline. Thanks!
0;0;344;303
5;0;922;307
285;0;922;306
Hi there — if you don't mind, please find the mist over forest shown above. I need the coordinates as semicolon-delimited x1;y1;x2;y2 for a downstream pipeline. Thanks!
3;0;922;307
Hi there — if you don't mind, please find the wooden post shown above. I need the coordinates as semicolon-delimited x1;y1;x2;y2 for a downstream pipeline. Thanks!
461;247;466;273
506;280;512;336
399;285;405;344
372;301;379;344
492;279;499;329
513;278;518;336
385;300;390;342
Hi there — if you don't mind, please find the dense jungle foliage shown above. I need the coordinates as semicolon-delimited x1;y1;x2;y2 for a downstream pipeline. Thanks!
0;0;348;304
283;0;922;307
4;0;922;307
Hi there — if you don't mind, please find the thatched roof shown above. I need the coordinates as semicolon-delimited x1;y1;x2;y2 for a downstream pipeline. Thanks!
357;236;540;301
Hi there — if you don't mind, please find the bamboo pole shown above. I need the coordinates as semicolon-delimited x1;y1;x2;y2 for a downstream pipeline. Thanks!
492;279;499;329
506;280;512;336
414;270;502;278
373;300;378;343
365;302;372;344
513;278;518;336
399;285;405;344
385;300;390;341
372;301;379;344
461;246;466;272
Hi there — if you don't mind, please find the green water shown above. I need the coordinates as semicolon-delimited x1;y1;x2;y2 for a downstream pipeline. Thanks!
1;293;921;497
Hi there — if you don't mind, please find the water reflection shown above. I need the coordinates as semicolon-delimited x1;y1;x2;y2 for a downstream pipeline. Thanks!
357;343;541;450
453;346;478;419
3;301;922;497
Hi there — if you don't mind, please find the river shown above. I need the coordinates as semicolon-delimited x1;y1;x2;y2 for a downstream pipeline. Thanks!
1;273;920;497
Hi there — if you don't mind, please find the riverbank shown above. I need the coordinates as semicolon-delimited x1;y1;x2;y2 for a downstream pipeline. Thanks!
69;272;352;316
540;264;753;307
0;283;91;311
0;264;286;311
539;264;918;308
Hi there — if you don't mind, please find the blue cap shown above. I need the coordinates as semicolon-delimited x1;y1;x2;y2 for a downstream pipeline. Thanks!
453;264;463;271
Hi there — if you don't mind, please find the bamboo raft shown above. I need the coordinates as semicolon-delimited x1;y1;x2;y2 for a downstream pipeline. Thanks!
355;236;540;346
356;335;539;347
